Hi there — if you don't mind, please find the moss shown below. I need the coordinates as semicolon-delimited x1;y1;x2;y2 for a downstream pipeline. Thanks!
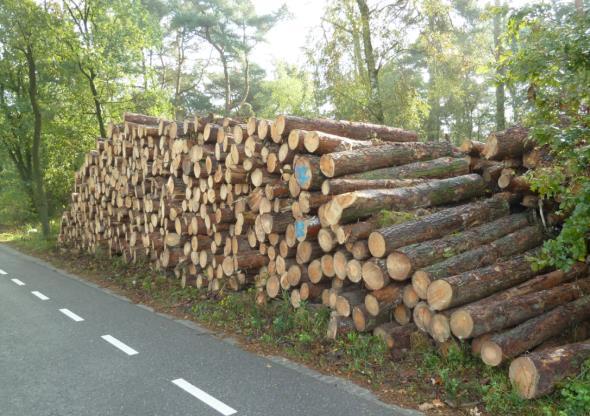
376;210;418;227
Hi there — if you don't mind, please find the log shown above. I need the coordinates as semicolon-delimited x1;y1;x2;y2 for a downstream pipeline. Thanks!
319;142;454;178
293;155;324;190
361;258;390;290
321;178;428;196
426;250;543;311
323;174;486;226
364;283;403;316
373;323;416;349
459;139;485;156
450;279;590;340
387;213;531;281
336;289;366;317
482;125;531;160
367;196;510;258
509;339;590;399
481;295;590;367
413;225;544;299
302;130;374;154
275;115;418;142
326;312;355;340
343;156;470;181
352;304;389;332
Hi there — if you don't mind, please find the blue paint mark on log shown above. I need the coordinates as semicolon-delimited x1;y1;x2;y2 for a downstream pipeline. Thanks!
295;165;310;187
295;220;306;239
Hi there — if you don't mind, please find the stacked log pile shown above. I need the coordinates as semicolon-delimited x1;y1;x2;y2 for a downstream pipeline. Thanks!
59;116;589;400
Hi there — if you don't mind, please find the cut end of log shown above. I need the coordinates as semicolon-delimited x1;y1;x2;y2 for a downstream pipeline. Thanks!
319;154;336;178
412;270;431;300
429;314;451;343
266;275;280;298
346;259;363;283
308;259;323;283
426;280;453;311
368;232;386;258
509;356;538;399
361;261;386;291
450;309;474;339
304;131;320;153
352;305;366;331
413;302;433;333
364;294;379;317
386;252;412;281
318;228;335;252
480;340;504;367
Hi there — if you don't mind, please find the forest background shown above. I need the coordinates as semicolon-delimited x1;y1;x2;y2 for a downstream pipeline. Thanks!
0;0;588;268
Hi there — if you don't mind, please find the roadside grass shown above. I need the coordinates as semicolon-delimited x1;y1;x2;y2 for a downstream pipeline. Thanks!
2;228;589;415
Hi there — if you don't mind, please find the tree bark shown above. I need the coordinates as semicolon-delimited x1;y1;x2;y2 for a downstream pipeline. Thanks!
387;212;530;281
426;249;542;311
319;142;454;178
274;115;417;142
342;156;470;181
368;196;510;258
324;174;486;226
413;225;544;299
450;279;590;340
321;178;428;196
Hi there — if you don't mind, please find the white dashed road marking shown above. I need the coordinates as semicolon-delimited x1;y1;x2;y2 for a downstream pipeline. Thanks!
59;308;85;322
11;278;25;286
0;269;7;274
101;335;139;356
31;291;50;300
172;378;237;416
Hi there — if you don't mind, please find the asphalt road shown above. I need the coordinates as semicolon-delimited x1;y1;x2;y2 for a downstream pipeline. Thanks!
0;245;421;416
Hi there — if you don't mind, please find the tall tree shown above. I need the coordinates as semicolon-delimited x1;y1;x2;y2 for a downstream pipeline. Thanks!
60;0;155;136
355;0;384;122
0;0;53;236
493;0;506;130
171;0;284;115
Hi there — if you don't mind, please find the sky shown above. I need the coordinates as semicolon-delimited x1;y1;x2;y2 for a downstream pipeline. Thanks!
250;0;326;75
249;0;539;79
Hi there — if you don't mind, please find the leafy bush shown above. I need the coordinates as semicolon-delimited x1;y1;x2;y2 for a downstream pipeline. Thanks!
502;2;590;270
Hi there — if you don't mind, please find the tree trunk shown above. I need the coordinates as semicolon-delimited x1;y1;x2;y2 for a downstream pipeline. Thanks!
494;0;506;131
413;225;544;299
25;46;50;238
319;142;454;178
387;212;530;281
355;0;384;123
481;295;590;367
450;279;590;340
509;339;590;399
367;196;510;258
274;115;417;142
